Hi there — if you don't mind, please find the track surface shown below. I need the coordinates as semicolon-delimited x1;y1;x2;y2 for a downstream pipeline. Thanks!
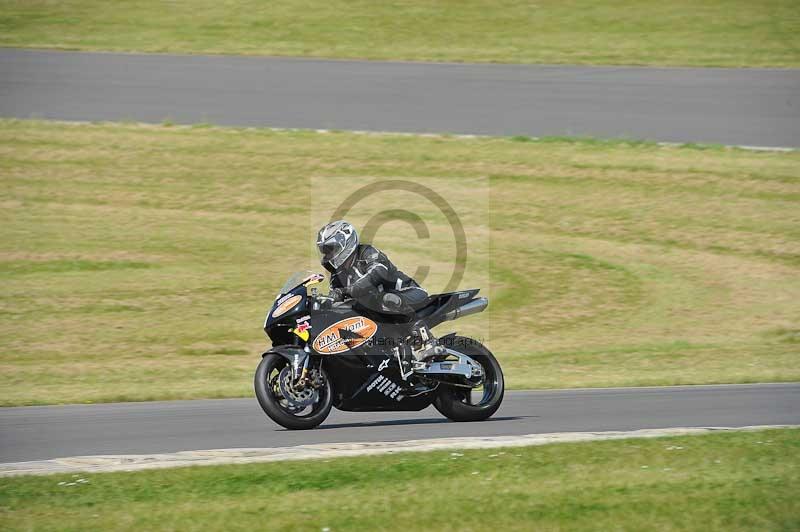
1;49;799;147
1;50;798;464
1;383;798;463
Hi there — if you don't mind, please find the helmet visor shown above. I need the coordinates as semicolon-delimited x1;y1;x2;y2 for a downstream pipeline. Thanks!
318;233;344;261
317;232;357;269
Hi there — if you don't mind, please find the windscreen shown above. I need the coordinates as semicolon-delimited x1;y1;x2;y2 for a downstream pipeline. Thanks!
278;271;320;295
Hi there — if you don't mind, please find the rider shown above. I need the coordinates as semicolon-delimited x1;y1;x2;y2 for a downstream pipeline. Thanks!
316;220;437;361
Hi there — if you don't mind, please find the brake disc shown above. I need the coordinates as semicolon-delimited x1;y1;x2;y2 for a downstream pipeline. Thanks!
277;366;318;410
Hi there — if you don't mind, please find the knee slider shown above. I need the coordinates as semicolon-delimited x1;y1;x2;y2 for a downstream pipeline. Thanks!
382;293;403;312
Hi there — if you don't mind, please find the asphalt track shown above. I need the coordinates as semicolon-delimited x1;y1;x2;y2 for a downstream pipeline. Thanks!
1;50;798;466
1;383;797;464
1;48;799;147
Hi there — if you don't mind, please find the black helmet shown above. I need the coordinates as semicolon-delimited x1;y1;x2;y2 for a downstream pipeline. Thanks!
316;220;359;270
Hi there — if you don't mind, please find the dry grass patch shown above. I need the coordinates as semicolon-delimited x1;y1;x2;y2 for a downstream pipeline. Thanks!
0;0;799;67
1;119;799;404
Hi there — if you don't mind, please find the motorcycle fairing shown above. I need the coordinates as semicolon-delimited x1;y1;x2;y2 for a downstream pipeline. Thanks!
323;353;435;412
263;279;485;413
264;284;309;335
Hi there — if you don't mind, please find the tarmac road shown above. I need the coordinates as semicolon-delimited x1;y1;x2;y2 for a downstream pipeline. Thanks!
1;48;798;147
1;383;798;463
1;49;798;465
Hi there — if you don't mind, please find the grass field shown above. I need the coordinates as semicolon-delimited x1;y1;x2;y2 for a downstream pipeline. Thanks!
1;1;799;67
1;119;798;406
1;429;797;530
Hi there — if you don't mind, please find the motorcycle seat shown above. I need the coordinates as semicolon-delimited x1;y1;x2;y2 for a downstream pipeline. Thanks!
414;289;481;319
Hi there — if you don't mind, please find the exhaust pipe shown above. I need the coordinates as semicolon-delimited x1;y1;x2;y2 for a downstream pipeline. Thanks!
443;297;488;321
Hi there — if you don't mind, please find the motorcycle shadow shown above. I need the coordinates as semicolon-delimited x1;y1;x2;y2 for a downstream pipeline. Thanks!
308;415;534;430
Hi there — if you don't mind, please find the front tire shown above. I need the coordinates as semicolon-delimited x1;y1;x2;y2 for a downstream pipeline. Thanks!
433;336;504;422
254;354;333;430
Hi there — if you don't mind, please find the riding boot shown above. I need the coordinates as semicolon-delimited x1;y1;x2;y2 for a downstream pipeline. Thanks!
409;320;444;361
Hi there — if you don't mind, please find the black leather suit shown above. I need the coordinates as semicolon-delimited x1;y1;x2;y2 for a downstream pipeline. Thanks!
325;244;428;319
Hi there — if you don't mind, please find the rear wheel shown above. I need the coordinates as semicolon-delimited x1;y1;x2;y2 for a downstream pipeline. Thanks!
254;354;333;430
433;336;504;422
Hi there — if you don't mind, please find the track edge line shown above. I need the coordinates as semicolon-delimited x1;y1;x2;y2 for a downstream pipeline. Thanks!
2;424;797;477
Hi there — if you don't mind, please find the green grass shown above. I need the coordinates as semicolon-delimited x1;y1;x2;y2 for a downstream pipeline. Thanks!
1;119;799;406
1;429;798;531
1;1;799;67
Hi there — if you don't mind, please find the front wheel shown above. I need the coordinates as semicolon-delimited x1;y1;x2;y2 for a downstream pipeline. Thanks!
254;354;333;430
433;336;504;422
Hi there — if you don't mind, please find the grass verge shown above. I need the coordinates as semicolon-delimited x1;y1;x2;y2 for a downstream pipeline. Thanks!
1;1;799;67
1;428;798;531
1;119;799;405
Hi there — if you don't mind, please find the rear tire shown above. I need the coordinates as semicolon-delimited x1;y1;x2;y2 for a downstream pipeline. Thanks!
254;354;333;430
433;336;504;422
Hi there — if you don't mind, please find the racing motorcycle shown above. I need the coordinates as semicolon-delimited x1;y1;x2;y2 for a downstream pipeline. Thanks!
255;271;504;429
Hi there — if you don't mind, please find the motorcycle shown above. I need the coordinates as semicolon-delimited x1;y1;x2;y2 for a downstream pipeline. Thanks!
255;271;504;429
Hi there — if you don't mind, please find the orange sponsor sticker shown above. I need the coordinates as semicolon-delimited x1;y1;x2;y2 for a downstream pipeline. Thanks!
312;316;379;355
271;294;303;318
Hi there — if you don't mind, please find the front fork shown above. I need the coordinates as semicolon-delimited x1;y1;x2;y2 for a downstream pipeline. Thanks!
290;349;311;385
290;349;326;390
